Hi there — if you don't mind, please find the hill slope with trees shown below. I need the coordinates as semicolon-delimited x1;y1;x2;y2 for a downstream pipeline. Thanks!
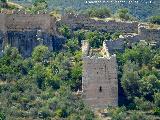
9;0;160;19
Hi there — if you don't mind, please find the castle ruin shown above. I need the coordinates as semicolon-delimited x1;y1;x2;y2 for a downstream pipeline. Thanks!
82;40;118;108
0;11;65;57
78;14;160;109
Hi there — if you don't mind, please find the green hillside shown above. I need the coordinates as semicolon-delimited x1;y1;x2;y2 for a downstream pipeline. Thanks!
10;0;160;19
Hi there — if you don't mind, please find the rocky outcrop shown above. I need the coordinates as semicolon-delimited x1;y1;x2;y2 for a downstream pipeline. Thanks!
0;31;65;57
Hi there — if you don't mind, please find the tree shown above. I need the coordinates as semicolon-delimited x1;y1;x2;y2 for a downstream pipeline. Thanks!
26;0;48;14
95;7;111;18
121;61;141;99
152;53;160;69
65;38;79;53
108;107;127;120
0;46;22;81
139;75;160;99
0;112;6;120
58;25;71;39
84;7;111;18
33;0;47;6
74;30;85;45
116;8;130;21
149;16;160;25
85;31;105;48
122;42;153;65
0;0;6;3
32;45;50;63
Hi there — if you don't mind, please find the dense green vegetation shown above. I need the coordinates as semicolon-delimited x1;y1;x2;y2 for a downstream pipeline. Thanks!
10;0;160;19
0;0;6;3
0;30;96;119
83;7;111;18
0;23;160;119
1;0;160;119
149;16;160;25
113;42;160;119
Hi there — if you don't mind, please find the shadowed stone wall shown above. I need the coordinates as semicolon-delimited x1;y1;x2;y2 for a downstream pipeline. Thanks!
61;14;138;33
138;24;160;43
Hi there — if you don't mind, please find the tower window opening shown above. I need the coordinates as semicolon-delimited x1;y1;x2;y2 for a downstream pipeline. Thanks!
99;86;102;92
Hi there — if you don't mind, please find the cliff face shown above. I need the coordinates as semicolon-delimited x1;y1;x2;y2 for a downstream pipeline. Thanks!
0;31;65;57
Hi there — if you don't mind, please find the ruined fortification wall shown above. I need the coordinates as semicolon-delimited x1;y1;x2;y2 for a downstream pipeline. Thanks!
62;14;160;45
138;25;160;42
82;41;118;108
82;40;90;57
0;13;56;34
61;14;138;33
0;13;65;57
0;14;6;32
83;20;138;33
104;33;141;54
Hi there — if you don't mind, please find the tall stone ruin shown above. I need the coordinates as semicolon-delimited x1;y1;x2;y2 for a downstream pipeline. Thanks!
82;41;118;108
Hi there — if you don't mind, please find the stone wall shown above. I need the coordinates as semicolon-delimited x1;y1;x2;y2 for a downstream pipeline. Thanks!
103;33;141;54
138;24;160;42
0;13;65;57
0;14;6;32
61;14;160;45
0;13;57;34
61;14;138;33
82;41;118;108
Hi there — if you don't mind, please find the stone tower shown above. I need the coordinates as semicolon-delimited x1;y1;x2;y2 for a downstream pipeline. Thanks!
82;41;118;108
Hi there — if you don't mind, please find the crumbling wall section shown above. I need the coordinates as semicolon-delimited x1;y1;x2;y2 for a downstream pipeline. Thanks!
138;24;160;42
6;14;56;34
61;14;138;33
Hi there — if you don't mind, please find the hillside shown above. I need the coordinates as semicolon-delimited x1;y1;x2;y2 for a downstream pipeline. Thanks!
10;0;160;19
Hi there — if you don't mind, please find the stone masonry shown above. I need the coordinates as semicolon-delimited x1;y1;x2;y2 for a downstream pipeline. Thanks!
0;11;65;57
61;13;138;33
61;14;160;45
82;41;118;108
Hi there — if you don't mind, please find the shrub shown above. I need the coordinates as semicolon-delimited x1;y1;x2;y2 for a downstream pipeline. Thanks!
149;16;160;25
108;107;127;120
0;112;6;120
154;93;160;107
153;107;160;116
116;8;131;21
85;7;111;18
129;111;152;120
134;97;154;111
